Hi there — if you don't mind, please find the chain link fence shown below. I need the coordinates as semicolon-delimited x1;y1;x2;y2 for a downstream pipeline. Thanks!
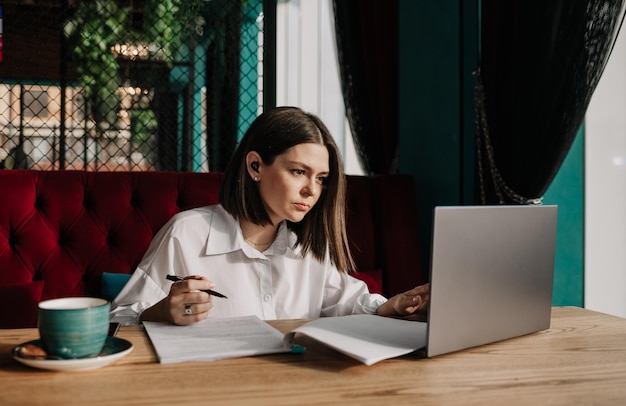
0;0;268;172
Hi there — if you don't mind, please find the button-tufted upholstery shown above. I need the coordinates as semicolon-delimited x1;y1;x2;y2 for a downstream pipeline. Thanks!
0;170;424;327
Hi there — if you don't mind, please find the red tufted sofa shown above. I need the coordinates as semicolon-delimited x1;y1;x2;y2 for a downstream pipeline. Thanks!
0;170;424;328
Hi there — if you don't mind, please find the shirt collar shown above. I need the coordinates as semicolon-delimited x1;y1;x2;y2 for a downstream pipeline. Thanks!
205;205;295;258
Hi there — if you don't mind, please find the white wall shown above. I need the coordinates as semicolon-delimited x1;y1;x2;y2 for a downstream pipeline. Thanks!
585;24;626;318
275;0;363;175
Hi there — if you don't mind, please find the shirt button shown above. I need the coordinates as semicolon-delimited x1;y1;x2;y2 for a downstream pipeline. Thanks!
263;294;271;302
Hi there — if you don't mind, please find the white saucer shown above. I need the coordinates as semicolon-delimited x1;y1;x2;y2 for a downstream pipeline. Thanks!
12;336;133;372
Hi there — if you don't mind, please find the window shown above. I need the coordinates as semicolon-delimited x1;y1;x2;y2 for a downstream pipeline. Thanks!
23;90;48;118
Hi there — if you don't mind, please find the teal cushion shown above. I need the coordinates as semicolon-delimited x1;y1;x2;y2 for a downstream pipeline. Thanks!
101;273;131;302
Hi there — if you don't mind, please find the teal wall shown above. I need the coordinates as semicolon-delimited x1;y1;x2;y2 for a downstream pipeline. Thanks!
543;128;584;306
398;0;583;306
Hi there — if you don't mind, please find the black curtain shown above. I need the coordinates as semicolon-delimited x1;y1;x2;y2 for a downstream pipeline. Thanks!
478;0;626;204
333;0;399;175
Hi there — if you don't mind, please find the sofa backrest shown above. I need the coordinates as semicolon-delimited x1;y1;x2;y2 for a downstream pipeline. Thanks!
0;170;424;326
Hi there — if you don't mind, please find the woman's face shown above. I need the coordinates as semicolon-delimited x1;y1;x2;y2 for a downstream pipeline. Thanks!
258;143;330;225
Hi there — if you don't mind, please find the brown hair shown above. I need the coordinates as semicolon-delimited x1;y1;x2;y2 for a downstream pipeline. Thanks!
220;106;355;272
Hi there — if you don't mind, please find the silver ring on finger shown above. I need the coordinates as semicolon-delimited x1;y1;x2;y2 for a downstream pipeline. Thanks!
184;304;193;315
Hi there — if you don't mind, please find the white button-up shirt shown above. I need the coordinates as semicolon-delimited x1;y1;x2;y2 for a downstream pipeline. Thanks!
110;205;387;325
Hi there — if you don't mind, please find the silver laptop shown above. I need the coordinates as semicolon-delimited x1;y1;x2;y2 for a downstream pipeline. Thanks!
424;205;558;357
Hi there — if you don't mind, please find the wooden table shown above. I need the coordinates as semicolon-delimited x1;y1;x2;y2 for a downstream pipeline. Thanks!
1;306;626;405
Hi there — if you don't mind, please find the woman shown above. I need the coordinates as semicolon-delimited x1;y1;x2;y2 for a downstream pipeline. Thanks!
111;106;429;325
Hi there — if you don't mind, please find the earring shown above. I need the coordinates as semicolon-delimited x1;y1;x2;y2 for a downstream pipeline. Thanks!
254;176;259;182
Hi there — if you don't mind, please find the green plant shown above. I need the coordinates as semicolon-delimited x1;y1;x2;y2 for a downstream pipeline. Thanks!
143;0;207;63
64;0;207;131
130;109;158;145
64;0;129;129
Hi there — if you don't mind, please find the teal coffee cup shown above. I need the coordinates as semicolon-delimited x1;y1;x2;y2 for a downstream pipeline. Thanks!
38;297;110;359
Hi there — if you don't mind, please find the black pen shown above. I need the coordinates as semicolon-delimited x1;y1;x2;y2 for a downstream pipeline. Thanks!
166;275;228;298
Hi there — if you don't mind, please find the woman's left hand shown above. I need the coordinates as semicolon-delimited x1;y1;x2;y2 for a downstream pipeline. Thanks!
376;283;430;317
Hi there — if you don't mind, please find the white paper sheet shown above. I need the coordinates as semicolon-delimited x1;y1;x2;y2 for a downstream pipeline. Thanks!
144;315;291;364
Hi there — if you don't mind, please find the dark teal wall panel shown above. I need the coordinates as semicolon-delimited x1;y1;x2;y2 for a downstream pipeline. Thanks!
543;127;584;306
398;0;477;273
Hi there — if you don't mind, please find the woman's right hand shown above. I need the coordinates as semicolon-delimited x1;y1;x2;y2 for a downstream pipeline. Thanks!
140;276;215;325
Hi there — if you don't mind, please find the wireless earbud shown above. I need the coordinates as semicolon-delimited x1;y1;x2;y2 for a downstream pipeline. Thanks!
251;162;260;172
